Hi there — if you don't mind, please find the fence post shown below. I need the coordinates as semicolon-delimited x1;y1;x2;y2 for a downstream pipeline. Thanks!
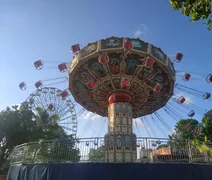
203;142;209;162
188;140;192;163
22;143;28;163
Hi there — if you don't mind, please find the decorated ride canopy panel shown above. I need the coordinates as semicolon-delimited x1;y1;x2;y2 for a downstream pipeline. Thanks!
68;37;175;118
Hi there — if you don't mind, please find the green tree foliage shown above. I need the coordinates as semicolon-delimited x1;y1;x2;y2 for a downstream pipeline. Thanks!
170;0;212;30
0;103;79;174
201;110;212;142
174;119;200;140
156;144;169;150
88;147;105;162
24;138;80;164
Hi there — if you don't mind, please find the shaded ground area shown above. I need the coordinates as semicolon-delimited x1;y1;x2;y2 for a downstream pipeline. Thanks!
7;163;212;180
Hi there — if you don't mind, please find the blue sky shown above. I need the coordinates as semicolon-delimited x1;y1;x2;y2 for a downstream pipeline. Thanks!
0;0;212;138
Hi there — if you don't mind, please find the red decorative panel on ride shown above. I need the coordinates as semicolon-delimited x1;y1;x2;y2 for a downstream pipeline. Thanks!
175;52;183;62
178;96;186;104
203;92;211;100
206;74;212;83
98;55;109;64
182;73;191;81
34;60;43;70
153;83;162;92
188;110;195;117
124;41;133;50
71;44;81;53
87;81;96;89
121;79;130;87
19;82;26;90
58;63;67;72
145;57;154;67
108;92;132;104
35;81;43;89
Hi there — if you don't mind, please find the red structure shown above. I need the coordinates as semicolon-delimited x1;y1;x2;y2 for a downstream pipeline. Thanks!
178;96;186;104
174;52;183;62
58;63;67;72
182;73;191;81
98;55;109;64
153;83;162;92
34;60;43;70
87;81;96;89
35;81;43;89
19;82;26;90
145;57;154;67
71;44;81;53
124;41;133;50
206;74;212;83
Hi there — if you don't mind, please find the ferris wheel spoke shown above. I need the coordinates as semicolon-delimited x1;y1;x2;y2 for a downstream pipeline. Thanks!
77;108;86;116
59;115;73;122
34;95;46;109
59;122;74;125
40;91;49;108
25;87;77;135
60;125;73;132
59;107;71;119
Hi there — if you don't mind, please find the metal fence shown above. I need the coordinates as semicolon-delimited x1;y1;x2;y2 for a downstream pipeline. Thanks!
9;137;212;164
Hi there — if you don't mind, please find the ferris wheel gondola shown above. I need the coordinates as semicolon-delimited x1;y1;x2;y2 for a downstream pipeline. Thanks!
26;87;77;135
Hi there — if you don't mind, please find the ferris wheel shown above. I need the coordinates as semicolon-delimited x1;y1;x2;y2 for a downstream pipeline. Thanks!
26;87;77;135
18;36;212;141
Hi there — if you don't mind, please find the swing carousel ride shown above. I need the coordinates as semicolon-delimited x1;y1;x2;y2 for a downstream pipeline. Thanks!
18;36;212;162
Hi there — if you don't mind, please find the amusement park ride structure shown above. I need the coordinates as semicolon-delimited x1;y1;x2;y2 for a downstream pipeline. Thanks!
25;87;77;135
18;36;212;162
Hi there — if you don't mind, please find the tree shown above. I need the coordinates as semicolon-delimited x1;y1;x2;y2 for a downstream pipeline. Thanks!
33;107;60;126
156;144;169;150
24;136;80;163
170;0;212;30
201;110;212;142
0;103;79;174
88;147;105;162
174;119;201;140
